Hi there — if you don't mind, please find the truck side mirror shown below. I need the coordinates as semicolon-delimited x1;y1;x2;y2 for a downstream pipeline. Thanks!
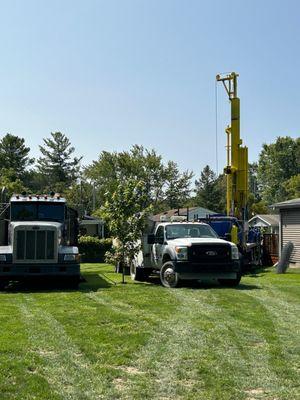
224;233;232;241
147;234;155;244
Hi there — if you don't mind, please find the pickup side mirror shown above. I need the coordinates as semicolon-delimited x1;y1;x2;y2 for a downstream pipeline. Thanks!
224;233;232;241
147;234;155;244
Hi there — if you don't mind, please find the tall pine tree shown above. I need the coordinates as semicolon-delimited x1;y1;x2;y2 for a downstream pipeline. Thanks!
0;133;34;179
194;165;225;213
37;132;82;192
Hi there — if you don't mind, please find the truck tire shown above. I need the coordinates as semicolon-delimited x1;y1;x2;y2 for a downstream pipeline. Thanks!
219;273;241;287
68;277;80;289
130;262;149;282
160;261;180;288
0;279;7;291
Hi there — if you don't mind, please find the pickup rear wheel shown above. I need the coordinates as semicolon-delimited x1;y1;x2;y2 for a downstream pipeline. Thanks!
130;262;148;282
160;261;179;288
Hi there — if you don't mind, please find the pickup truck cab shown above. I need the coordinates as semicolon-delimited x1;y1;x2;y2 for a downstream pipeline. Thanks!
131;220;241;288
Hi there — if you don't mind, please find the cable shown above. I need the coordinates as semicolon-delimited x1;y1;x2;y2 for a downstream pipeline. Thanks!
215;80;219;175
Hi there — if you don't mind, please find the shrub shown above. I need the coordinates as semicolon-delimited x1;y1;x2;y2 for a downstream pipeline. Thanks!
78;236;112;262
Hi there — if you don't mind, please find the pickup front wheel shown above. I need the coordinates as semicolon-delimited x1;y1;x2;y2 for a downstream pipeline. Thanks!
160;261;180;288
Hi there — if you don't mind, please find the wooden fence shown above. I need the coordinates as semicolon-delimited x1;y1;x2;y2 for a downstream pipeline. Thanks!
262;233;279;265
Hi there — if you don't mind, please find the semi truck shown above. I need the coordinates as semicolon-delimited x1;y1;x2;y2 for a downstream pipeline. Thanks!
0;193;80;288
130;217;241;288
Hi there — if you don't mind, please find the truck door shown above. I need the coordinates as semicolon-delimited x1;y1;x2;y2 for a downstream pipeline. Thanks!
153;225;165;268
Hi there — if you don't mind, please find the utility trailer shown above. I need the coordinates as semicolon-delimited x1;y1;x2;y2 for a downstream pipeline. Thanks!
0;193;80;288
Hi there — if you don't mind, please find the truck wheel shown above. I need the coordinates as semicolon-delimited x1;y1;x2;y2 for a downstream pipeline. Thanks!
68;277;80;289
219;273;241;287
130;262;148;282
160;261;180;288
0;279;8;291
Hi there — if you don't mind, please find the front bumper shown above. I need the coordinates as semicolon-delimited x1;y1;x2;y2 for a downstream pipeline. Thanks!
0;263;80;279
174;260;241;279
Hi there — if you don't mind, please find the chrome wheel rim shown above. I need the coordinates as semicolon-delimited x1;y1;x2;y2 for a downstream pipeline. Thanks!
163;267;177;287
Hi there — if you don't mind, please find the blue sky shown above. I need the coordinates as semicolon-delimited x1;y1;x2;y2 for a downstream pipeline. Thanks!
0;0;299;177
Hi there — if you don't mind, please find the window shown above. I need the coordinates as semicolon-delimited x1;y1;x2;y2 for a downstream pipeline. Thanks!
11;203;65;222
166;224;218;239
155;226;165;243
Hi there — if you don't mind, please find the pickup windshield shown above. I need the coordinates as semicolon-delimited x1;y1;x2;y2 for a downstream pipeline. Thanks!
165;224;218;240
11;203;65;222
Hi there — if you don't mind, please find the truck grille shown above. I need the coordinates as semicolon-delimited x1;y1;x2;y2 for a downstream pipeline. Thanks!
15;229;56;262
188;244;231;263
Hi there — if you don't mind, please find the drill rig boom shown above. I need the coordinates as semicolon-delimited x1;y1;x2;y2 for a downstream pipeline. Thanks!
216;72;248;222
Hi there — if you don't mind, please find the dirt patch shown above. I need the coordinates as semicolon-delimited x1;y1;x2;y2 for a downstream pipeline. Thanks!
252;341;265;347
114;377;127;391
245;388;265;395
245;387;267;399
118;366;145;375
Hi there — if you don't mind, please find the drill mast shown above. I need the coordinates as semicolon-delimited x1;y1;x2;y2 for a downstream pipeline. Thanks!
216;72;248;222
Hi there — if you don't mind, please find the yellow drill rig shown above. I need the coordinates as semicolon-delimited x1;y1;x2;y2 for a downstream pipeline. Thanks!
213;72;262;266
216;72;248;222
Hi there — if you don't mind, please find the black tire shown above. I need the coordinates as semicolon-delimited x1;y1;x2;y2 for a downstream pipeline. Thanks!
68;277;80;289
0;279;8;291
160;261;180;288
219;273;241;287
130;262;149;282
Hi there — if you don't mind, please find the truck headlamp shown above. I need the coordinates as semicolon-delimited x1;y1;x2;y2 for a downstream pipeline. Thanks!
231;245;239;260
0;255;6;262
175;246;188;260
63;254;80;262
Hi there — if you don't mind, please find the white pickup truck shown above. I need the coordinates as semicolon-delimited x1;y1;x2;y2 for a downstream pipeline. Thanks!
130;219;241;288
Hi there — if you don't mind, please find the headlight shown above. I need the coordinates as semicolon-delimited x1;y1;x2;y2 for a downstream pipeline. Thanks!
0;255;6;262
63;254;80;262
175;246;188;260
231;245;239;260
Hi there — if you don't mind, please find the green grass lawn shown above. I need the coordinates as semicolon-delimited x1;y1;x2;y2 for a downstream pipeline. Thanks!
0;264;299;400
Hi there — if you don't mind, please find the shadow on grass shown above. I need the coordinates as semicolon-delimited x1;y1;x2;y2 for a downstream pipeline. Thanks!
243;265;274;278
0;270;263;293
133;275;261;291
79;272;114;292
183;282;261;291
0;273;113;293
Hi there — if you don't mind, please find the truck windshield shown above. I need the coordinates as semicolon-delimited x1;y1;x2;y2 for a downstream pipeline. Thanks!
166;224;218;239
11;203;65;222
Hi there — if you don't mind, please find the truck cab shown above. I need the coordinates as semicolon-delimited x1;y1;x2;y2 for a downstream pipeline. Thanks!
131;218;241;288
0;194;80;287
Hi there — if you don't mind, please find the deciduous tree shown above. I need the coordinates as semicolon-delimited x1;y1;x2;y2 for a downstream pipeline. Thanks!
283;174;300;199
257;136;300;203
99;178;152;268
85;145;192;212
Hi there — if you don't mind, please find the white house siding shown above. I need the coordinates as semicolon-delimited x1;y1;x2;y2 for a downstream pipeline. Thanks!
281;208;300;264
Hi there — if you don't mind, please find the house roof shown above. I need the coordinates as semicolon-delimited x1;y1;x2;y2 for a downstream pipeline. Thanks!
152;208;194;222
80;220;104;226
248;214;279;227
152;206;216;222
80;215;104;225
270;198;300;209
188;206;217;218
